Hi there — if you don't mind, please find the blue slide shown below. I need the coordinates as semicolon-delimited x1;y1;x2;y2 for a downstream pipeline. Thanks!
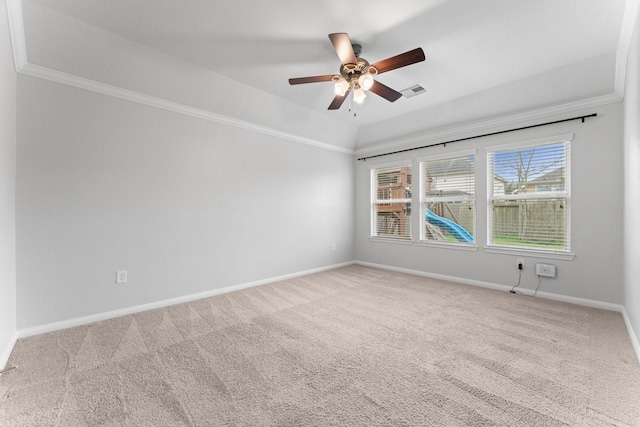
426;209;474;243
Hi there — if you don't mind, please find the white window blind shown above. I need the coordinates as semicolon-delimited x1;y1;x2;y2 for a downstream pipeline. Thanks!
371;162;412;240
487;138;570;252
419;152;475;244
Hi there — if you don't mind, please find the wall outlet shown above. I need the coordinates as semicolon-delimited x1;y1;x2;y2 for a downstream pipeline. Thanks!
536;263;556;277
516;258;524;270
116;270;128;284
331;243;336;252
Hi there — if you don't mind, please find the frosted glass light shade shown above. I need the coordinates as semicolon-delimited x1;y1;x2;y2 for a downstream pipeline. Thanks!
358;74;374;90
353;88;366;103
334;79;350;96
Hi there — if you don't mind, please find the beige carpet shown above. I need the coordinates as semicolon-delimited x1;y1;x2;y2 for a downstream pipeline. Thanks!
1;265;639;426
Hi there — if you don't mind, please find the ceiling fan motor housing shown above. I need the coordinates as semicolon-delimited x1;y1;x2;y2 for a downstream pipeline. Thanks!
339;58;377;88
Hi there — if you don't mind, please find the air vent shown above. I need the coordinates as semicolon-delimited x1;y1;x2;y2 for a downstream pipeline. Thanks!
400;83;428;98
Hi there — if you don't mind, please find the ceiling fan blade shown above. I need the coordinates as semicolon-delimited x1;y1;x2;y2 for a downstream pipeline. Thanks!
329;33;357;65
369;80;402;102
372;48;425;74
328;88;351;110
289;75;335;85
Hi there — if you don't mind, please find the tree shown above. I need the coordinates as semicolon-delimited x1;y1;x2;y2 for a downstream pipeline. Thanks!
496;147;563;240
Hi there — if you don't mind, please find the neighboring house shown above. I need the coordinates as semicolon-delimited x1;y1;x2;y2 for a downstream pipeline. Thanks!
493;174;508;196
523;166;566;193
424;157;507;196
425;157;474;195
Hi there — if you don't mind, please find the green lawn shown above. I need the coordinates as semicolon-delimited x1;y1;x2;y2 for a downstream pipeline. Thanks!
492;234;565;250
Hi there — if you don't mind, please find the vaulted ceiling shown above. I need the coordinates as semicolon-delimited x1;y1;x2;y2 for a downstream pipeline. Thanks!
7;0;636;150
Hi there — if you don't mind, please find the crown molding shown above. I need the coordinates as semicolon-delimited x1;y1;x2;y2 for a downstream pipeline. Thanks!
615;0;640;96
7;0;635;158
354;92;622;157
5;0;353;156
5;0;27;70
17;63;355;155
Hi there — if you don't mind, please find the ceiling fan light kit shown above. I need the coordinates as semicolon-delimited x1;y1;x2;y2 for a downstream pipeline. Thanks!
289;33;425;115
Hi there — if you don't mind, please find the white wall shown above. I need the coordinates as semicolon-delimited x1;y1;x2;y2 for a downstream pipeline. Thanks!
16;75;354;330
20;1;359;151
0;2;17;367
355;102;625;304
356;53;617;147
624;5;640;350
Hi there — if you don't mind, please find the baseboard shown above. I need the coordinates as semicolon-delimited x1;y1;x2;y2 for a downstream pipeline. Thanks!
16;261;354;339
621;306;640;365
0;332;18;376
355;260;640;363
355;260;624;310
12;259;640;366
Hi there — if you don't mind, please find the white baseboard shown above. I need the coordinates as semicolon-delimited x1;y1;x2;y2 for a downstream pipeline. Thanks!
0;332;18;375
355;260;640;364
11;259;640;366
16;261;354;339
621;307;640;366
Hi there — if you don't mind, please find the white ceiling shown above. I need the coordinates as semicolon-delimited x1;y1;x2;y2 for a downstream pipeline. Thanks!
13;0;632;148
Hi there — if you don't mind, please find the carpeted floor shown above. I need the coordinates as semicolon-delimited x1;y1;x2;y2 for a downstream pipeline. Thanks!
1;265;639;426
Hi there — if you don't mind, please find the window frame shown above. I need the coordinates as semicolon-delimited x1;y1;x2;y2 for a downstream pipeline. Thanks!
369;159;413;242
418;149;477;249
485;134;574;258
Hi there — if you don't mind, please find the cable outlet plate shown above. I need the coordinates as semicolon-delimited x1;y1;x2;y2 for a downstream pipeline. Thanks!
536;263;556;277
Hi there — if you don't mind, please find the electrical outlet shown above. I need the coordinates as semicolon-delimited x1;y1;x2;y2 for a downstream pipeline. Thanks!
331;243;336;252
116;270;127;284
516;258;524;270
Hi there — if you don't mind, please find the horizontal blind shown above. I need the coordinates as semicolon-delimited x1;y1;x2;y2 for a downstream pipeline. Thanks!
488;141;570;251
372;164;412;239
420;154;475;243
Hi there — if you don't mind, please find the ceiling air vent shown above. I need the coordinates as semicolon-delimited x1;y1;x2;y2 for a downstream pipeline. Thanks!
400;83;428;98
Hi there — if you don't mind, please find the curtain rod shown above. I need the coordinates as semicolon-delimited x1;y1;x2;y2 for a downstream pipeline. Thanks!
357;113;597;161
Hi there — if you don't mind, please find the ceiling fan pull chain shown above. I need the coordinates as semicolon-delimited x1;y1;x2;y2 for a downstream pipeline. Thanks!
350;91;357;117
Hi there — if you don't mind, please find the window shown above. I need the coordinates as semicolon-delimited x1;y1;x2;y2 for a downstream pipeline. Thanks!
420;151;475;244
371;162;412;240
487;135;571;253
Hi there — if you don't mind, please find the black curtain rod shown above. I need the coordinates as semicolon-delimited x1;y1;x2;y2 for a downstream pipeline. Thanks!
357;113;597;161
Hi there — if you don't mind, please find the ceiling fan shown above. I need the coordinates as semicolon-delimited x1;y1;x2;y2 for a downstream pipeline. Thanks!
289;33;425;112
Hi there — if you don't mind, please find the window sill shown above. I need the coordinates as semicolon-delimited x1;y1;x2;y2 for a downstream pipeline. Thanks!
484;246;575;260
369;237;415;246
418;241;479;252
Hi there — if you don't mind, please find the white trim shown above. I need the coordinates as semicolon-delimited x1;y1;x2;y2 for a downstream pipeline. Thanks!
484;246;575;260
8;260;640;366
0;332;17;375
621;306;640;365
355;96;618;157
417;241;479;252
17;64;354;155
356;260;523;293
5;0;27;70
417;148;477;163
615;0;640;96
368;237;415;245
16;262;354;339
354;260;625;311
615;50;628;98
367;158;412;170
484;133;574;153
355;260;639;363
4;0;353;156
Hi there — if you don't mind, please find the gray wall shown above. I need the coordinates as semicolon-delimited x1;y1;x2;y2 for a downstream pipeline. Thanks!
0;2;17;366
624;6;640;350
16;75;354;330
355;102;625;304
